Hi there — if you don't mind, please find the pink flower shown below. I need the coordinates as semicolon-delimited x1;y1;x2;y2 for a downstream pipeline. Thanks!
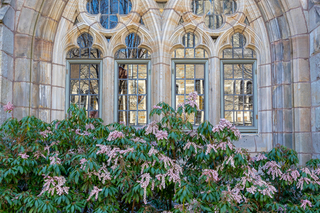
301;199;312;210
119;121;125;125
87;186;102;201
183;142;202;154
246;186;257;194
212;118;241;138
40;130;53;138
39;176;69;196
85;123;95;130
262;161;282;180
137;173;152;204
297;177;311;190
3;102;14;113
201;169;219;182
187;91;198;101
18;153;29;159
153;105;162;109
107;130;124;141
145;121;159;135
155;130;168;140
251;153;268;162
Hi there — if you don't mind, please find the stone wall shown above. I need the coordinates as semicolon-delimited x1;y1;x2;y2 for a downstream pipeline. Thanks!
310;0;320;158
0;0;318;163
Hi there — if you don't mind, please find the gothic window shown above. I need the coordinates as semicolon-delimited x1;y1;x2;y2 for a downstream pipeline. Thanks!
86;0;132;29
221;33;257;131
115;33;151;126
67;33;102;118
172;33;208;125
192;0;237;29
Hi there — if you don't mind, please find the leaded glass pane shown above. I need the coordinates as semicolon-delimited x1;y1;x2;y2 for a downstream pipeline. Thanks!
175;64;205;126
87;0;132;29
172;33;208;59
69;63;100;118
118;64;148;126
67;34;101;59
115;34;151;59
222;33;256;59
223;63;254;127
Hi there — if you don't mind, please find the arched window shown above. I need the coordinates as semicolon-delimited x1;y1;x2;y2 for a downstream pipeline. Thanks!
221;33;257;131
115;33;151;126
172;33;208;125
66;33;102;118
115;33;151;59
86;0;132;29
192;0;237;29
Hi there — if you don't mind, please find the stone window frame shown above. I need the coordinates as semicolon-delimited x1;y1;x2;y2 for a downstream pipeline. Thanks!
114;59;152;126
65;59;104;118
220;59;258;133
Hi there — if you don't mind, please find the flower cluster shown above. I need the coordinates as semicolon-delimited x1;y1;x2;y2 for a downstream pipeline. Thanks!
153;105;162;110
107;130;124;141
18;153;29;159
3;102;14;113
201;169;219;182
87;186;102;201
212;118;241;138
39;176;69;196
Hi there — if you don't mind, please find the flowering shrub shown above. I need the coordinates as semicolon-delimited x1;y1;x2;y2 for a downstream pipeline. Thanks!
0;92;320;212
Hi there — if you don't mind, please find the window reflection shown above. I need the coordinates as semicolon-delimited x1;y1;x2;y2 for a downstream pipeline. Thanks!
86;0;132;29
192;0;237;29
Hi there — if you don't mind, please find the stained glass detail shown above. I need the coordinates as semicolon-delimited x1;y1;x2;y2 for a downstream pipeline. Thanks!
86;0;132;29
192;0;237;30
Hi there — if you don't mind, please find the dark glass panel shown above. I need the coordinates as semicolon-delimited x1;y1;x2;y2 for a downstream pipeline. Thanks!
110;0;119;13
77;33;93;48
100;15;109;28
100;0;109;14
109;15;118;28
87;0;99;14
70;64;80;79
126;33;141;48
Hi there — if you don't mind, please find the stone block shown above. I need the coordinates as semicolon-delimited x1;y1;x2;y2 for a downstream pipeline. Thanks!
310;26;320;56
36;17;58;42
17;8;38;35
292;35;309;59
293;83;311;107
314;106;320;131
0;6;15;31
52;87;65;110
259;87;272;110
287;8;308;35
283;109;293;132
52;64;66;87
272;85;283;109
34;39;53;62
311;80;320;106
256;133;273;152
259;65;271;87
293;58;310;82
273;133;283;146
310;54;320;82
33;61;51;85
0;51;13;80
31;84;39;108
295;133;313;153
39;85;51;108
0;76;12;104
24;0;43;11
283;133;293;149
13;82;30;107
14;34;32;58
15;58;30;81
0;25;13;55
294;108;311;132
298;154;312;165
273;109;283;132
12;107;29;121
39;109;50;123
51;110;65;121
233;135;256;152
259;111;272;133
313;132;320;153
283;84;292;108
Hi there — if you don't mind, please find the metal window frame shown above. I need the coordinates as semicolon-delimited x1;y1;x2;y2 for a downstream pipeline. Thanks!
220;59;258;133
114;59;151;125
66;59;103;118
171;59;209;122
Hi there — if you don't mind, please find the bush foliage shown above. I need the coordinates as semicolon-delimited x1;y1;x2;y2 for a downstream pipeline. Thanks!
0;92;320;213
